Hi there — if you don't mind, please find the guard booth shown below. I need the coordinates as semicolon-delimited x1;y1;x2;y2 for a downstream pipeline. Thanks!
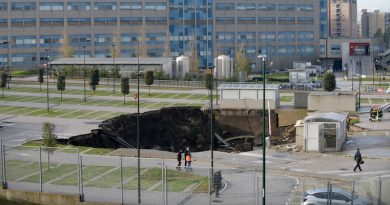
303;112;348;152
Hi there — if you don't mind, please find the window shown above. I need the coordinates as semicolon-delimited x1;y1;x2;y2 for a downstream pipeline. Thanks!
0;3;7;11
313;192;328;199
0;37;8;48
259;32;276;42
279;4;294;11
70;34;91;45
145;17;167;25
258;17;276;24
237;17;256;25
278;46;295;56
278;32;295;42
121;34;139;45
216;32;234;41
148;48;163;57
237;3;256;11
12;53;36;65
39;2;64;11
258;3;275;11
121;50;137;57
215;3;234;10
245;47;256;57
94;2;116;11
12;36;37;48
95;34;113;45
120;2;142;10
145;2;166;11
332;192;350;201
320;45;326;56
95;50;110;58
297;31;314;41
216;17;234;25
0;54;7;66
258;46;276;56
40;18;64;26
297;17;314;25
120;17;142;25
67;18;91;26
67;2;91;10
298;45;314;55
94;18;117;26
278;17;295;25
11;2;36;11
297;4;313;11
237;32;255;42
39;35;62;47
0;19;7;27
11;18;36;27
146;33;165;45
331;45;341;55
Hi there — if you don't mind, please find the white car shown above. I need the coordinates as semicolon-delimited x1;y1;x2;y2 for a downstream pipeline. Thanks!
386;87;390;94
302;188;372;205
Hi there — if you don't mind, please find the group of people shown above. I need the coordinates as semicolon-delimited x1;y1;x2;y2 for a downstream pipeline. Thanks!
177;147;192;171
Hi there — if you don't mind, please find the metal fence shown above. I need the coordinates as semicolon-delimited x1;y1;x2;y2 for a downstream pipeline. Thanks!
0;144;389;205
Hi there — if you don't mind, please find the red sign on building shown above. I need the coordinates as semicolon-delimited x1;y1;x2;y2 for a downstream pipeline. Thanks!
349;43;370;56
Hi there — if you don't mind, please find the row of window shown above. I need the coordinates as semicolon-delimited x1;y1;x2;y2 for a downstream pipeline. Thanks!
216;31;314;42
0;44;314;66
216;3;313;11
0;2;167;11
216;17;314;25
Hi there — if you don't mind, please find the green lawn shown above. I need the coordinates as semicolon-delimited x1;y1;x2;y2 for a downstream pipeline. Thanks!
281;96;294;102
371;98;385;104
23;164;78;183
360;98;370;104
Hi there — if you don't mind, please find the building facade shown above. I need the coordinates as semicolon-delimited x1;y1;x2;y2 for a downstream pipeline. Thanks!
329;0;357;38
361;9;386;38
0;0;327;72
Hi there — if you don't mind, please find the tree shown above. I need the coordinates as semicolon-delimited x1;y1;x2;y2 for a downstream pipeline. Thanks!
59;31;74;78
373;28;383;38
111;66;120;94
183;73;192;81
235;44;251;80
138;26;148;57
57;74;66;101
144;71;154;95
38;68;44;91
188;38;200;73
90;69;99;92
121;77;130;104
205;73;214;91
1;72;8;97
323;72;336;92
42;122;57;171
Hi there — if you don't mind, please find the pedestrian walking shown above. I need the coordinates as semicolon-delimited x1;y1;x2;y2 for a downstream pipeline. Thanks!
176;149;182;170
185;152;192;172
184;147;190;169
353;148;363;172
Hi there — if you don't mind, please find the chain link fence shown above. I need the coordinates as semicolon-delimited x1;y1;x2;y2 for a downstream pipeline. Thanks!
1;144;389;205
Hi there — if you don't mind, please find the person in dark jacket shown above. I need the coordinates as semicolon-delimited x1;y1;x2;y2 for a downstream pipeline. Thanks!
353;148;363;172
176;149;182;170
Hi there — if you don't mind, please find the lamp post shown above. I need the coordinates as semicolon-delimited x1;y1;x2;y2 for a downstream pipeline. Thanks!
215;49;219;105
83;46;86;102
257;54;267;205
137;40;141;204
112;44;116;94
45;48;50;112
358;61;362;110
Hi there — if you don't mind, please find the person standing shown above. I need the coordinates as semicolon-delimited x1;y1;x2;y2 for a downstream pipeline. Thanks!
185;152;192;172
176;149;182;170
353;148;363;172
184;147;190;169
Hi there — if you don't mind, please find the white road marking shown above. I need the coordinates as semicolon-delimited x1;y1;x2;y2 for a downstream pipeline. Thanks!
340;170;389;177
316;170;347;174
17;153;30;157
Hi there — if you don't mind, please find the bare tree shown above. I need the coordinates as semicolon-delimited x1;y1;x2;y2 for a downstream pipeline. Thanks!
42;122;57;171
188;38;199;73
235;44;251;80
59;31;74;78
138;25;148;57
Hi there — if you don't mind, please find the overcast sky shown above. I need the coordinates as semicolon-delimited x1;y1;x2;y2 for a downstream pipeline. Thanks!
358;0;390;21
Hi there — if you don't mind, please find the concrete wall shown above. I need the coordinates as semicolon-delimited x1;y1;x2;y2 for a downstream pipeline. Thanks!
219;99;277;110
308;92;357;112
275;108;307;127
294;91;310;108
0;189;117;205
295;125;304;147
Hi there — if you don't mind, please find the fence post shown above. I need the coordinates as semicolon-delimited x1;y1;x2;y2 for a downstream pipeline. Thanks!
351;181;355;205
378;175;382;205
2;144;7;189
165;166;168;205
79;153;84;202
161;159;165;205
208;167;211;205
120;157;123;205
327;178;331;205
39;147;42;192
0;139;3;188
253;169;256;205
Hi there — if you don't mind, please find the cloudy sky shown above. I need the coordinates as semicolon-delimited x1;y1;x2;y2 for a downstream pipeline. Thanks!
358;0;390;20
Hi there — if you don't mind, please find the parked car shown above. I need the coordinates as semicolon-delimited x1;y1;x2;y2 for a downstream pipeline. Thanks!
313;80;323;88
279;82;295;90
302;188;372;205
295;83;314;90
386;87;390;94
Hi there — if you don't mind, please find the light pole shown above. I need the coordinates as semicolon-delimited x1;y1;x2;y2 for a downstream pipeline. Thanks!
112;44;116;94
45;48;50;112
257;54;267;205
137;40;141;204
358;60;362;110
83;46;86;102
215;49;219;105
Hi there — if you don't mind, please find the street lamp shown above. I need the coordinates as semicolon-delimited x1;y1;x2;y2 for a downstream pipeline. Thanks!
112;44;117;94
136;40;141;204
45;48;50;112
83;46;86;102
257;53;267;205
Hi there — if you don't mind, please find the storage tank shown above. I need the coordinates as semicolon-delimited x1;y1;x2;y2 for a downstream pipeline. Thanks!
214;55;233;79
175;55;189;80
